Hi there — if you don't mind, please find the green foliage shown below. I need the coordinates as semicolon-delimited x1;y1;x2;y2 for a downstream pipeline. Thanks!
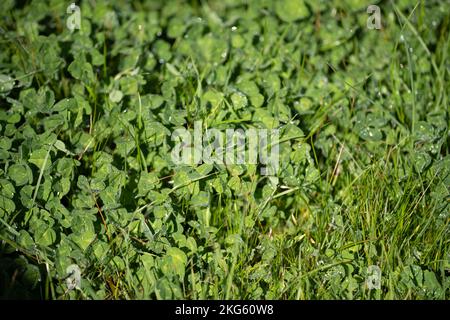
0;0;448;300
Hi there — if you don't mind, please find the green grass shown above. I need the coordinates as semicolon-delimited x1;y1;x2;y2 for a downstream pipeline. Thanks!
0;0;448;299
